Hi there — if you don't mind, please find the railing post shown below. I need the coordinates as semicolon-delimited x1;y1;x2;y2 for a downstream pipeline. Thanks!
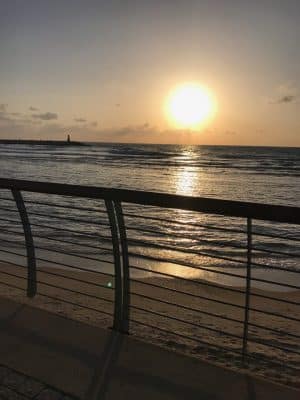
105;200;123;331
242;217;252;361
114;201;130;333
11;189;37;298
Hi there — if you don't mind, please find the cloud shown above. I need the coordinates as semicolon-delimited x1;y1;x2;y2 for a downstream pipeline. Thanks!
275;95;296;104
90;121;98;127
32;112;58;120
270;82;298;104
74;118;86;123
29;106;39;111
0;104;8;112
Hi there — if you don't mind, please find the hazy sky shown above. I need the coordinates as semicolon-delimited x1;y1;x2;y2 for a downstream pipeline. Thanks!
0;0;299;145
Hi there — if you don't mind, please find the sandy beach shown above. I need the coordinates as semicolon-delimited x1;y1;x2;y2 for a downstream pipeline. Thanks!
0;261;299;388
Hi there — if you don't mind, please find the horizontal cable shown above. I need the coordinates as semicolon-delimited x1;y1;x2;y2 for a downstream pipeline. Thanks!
0;247;26;258
126;225;247;251
129;235;300;275
29;221;113;242
1;257;115;280
0;224;111;250
130;268;245;310
24;198;107;214
2;215;297;274
124;211;299;242
247;336;300;356
248;321;300;340
2;260;114;292
30;242;113;265
252;245;300;259
123;212;246;234
0;215;113;243
130;303;242;340
131;259;298;306
0;269;114;304
128;249;300;290
128;238;247;267
0;234;112;261
3;225;298;275
130;265;300;321
0;206;18;214
0;280;112;317
131;290;243;325
25;209;111;228
0;280;25;292
0;196;14;202
0;226;112;253
252;230;300;242
0;215;20;225
0;243;114;267
0;236;25;247
0;243;297;306
129;256;245;294
131;304;300;355
129;318;299;372
130;290;300;339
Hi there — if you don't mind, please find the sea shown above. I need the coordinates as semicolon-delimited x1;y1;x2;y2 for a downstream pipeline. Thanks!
0;143;299;290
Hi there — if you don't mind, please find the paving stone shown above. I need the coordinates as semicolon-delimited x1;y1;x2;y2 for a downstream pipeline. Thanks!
0;366;77;400
0;385;27;400
2;370;44;396
35;388;66;400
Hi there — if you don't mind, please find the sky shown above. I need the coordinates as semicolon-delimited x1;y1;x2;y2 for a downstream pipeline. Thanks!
0;0;299;146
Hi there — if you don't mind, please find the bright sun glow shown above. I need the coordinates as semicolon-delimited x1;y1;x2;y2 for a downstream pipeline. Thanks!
166;83;216;128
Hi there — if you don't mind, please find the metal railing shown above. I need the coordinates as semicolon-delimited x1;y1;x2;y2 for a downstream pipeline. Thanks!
0;178;299;385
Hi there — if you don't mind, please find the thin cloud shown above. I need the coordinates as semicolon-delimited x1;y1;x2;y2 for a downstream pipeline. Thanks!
74;118;87;123
32;112;58;120
0;104;8;112
29;106;39;111
270;82;298;104
276;95;296;104
90;121;98;127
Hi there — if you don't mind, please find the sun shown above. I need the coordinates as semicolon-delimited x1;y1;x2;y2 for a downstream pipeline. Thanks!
166;83;216;129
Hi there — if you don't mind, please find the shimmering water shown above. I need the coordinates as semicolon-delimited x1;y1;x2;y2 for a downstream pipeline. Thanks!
0;143;299;289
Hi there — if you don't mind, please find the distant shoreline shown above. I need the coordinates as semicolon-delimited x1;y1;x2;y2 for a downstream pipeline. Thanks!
0;139;87;146
0;139;298;149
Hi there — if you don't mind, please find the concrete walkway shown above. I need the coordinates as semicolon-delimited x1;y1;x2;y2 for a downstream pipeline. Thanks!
0;364;77;399
0;297;298;400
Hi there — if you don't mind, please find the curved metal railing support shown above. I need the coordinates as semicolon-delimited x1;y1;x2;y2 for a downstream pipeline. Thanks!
242;217;252;360
11;189;37;298
115;201;130;333
105;200;130;333
105;199;123;331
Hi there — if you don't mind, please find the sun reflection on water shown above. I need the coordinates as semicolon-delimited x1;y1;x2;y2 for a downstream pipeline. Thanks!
175;149;198;196
176;167;197;196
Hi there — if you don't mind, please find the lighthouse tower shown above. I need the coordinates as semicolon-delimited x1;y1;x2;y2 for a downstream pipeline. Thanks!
67;134;71;143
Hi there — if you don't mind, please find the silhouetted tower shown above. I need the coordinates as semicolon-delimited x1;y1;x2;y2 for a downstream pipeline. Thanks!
67;134;71;143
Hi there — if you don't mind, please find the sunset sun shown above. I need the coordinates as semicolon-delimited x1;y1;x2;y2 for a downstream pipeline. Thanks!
166;83;216;129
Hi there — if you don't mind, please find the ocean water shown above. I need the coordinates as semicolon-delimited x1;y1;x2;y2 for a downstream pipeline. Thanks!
0;143;299;290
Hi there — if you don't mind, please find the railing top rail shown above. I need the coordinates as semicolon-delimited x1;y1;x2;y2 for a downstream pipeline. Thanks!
0;178;299;224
